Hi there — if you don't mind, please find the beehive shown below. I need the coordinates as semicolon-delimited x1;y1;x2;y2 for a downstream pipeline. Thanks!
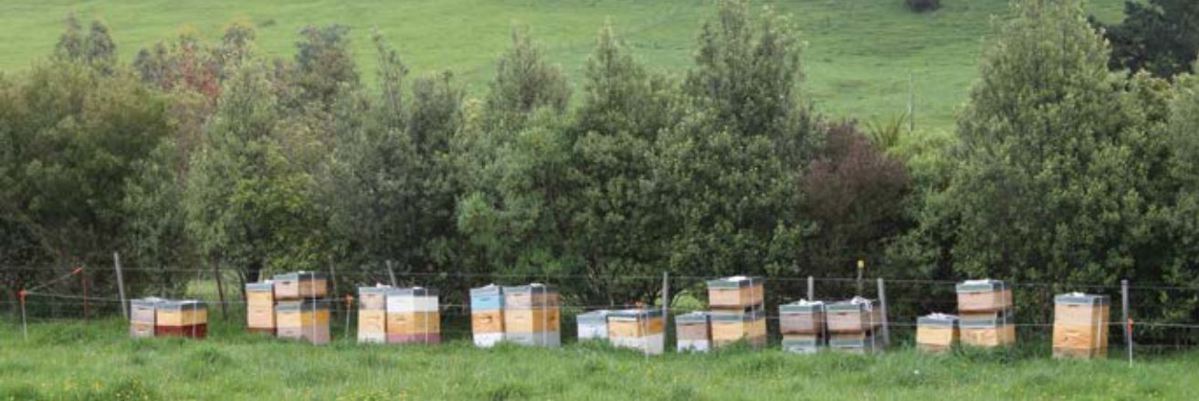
780;300;825;354
129;297;162;338
710;307;767;348
577;310;612;341
245;281;276;335
276;300;331;345
470;284;505;347
829;331;880;354
916;313;959;353
357;286;393;344
1052;293;1109;359
272;271;329;300
955;279;1012;313
959;311;1016;347
826;298;882;334
706;276;765;310
675;312;711;352
154;300;208;339
385;287;441;344
502;284;561;347
607;309;665;355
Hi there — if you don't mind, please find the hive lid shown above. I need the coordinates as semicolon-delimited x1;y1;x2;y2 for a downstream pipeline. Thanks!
958;313;1014;328
391;286;439;297
358;285;395;296
245;281;274;291
1054;292;1110;306
675;311;710;324
610;308;664;320
709;308;765;322
955;279;1008;293
156;299;207;311
917;313;959;326
470;284;503;297
275;299;330;312
273;271;328;281
705;275;763;289
502;283;556;294
577;310;612;323
827;297;875;312
780;299;825;313
131;297;166;307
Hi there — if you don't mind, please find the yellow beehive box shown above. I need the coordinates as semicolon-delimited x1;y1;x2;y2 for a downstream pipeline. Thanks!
960;311;1016;347
472;310;505;334
916;313;959;353
245;281;275;306
386;311;441;334
276;300;331;328
247;304;275;330
358;309;387;343
956;280;1013;313
706;276;764;310
272;271;328;300
607;310;665;338
503;309;561;333
155;300;208;327
1052;293;1109;359
826;298;882;334
710;308;767;348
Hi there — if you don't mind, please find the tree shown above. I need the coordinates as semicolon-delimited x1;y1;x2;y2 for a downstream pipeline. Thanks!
481;27;570;132
1098;0;1199;78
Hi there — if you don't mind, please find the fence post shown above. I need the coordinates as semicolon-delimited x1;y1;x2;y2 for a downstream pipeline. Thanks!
807;276;814;301
113;252;128;320
877;277;890;347
386;260;398;287
1122;279;1132;366
661;271;670;352
19;289;28;340
81;267;89;323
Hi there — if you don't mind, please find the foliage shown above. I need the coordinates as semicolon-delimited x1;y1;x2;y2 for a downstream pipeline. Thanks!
905;0;941;13
1097;0;1199;78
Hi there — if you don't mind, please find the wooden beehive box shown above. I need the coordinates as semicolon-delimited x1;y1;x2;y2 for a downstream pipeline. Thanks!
155;300;208;339
956;279;1012;313
916;313;959;353
959;311;1015;347
245;282;275;334
129;297;162;338
706;276;764;310
470;285;505;347
358;285;393;311
779;300;825;335
675;312;711;352
826;298;881;334
829;331;880;354
577;310;612;341
607;309;665;355
272;271;328;300
710;307;767;348
782;335;822;354
1053;293;1109;359
502;284;560;309
276;300;331;345
358;309;387;344
385;287;441;344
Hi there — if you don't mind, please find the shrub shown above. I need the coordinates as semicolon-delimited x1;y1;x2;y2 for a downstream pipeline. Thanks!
905;0;941;13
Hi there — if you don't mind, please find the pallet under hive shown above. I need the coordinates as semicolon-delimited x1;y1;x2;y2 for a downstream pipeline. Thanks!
607;309;665;355
502;284;561;347
916;313;959;353
675;312;711;352
577;310;612;341
706;276;765;310
470;284;505;347
385;287;441;344
1052;293;1109;359
154;300;208;339
272;271;329;300
710;307;767;348
276;300;331;345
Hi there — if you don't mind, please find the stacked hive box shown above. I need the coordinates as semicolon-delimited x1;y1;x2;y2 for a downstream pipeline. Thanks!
245;281;276;335
386;287;441;344
577;310;612;341
675;312;711;352
707;276;767;348
274;271;330;345
503;284;561;347
956;280;1015;348
129;297;161;338
1052;293;1109;359
470;284;505;347
155;300;208;339
780;300;825;354
357;286;392;344
607;309;665;355
916;313;959;353
826;297;882;354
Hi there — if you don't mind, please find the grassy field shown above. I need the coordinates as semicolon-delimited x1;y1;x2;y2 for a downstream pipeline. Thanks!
0;0;1124;132
0;317;1194;400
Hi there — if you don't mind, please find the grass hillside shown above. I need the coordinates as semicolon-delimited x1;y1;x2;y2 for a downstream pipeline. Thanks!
0;0;1124;132
0;318;1193;400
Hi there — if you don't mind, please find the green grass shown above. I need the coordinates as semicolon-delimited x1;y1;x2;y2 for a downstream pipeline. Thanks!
0;0;1124;132
0;317;1194;400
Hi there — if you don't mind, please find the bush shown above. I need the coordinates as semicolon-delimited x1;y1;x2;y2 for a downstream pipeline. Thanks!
905;0;940;13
